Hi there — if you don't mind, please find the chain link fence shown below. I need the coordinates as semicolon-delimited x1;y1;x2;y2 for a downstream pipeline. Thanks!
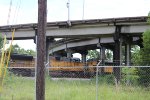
0;65;150;100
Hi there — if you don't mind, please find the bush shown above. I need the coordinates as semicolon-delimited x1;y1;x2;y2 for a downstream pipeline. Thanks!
97;74;115;85
121;67;139;86
137;67;150;87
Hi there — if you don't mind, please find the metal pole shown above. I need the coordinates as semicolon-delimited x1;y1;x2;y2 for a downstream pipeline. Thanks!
36;0;47;100
96;61;101;100
67;0;71;26
67;0;70;21
96;66;98;100
82;0;85;20
35;35;37;100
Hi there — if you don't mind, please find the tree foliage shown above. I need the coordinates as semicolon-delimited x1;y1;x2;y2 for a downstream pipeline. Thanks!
140;30;150;65
7;44;35;56
131;45;141;65
136;30;150;87
87;50;99;60
87;49;113;61
105;49;113;61
148;12;150;24
131;13;150;86
133;30;150;87
0;33;3;49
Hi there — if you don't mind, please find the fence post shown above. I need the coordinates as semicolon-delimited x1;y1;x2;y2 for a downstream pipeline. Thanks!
96;61;101;100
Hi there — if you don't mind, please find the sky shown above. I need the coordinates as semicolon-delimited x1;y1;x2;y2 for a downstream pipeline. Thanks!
0;0;150;52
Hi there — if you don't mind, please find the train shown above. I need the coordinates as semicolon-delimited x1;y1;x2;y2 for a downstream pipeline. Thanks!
7;53;113;77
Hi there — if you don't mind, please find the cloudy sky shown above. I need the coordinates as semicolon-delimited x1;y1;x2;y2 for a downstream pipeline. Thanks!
0;0;150;50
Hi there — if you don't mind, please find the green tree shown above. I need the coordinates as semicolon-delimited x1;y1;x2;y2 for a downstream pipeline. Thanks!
87;50;99;60
148;12;150;24
131;45;141;65
140;30;150;65
87;49;113;61
0;33;3;49
105;49;113;61
26;49;36;56
131;13;150;86
137;30;150;86
7;44;35;56
11;44;20;53
135;14;150;87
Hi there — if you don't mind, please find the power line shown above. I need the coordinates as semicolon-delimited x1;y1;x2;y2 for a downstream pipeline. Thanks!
12;0;22;24
7;0;13;25
7;0;22;25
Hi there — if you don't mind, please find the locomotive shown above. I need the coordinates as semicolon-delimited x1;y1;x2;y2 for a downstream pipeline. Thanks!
8;54;113;77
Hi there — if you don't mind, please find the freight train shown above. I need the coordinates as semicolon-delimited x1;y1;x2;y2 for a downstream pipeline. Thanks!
8;54;113;77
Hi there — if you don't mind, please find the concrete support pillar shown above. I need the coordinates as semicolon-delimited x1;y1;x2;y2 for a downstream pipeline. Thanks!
124;36;132;66
120;38;123;65
99;46;106;74
67;49;73;58
46;41;50;76
101;46;106;65
113;26;121;85
81;51;88;66
82;54;86;64
46;42;50;64
67;52;72;58
113;40;121;84
46;38;54;66
81;51;88;76
125;43;131;66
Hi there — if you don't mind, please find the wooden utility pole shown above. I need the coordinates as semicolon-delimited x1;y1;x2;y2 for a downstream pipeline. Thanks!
36;0;47;100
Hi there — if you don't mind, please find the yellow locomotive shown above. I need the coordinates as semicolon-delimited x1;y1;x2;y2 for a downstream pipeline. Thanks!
8;54;113;76
49;56;113;74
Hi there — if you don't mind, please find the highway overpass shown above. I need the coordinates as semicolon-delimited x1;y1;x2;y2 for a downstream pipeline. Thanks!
0;16;149;39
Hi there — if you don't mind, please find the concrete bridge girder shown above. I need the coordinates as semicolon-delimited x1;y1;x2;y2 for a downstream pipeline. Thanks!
2;24;150;39
49;37;114;54
49;36;141;54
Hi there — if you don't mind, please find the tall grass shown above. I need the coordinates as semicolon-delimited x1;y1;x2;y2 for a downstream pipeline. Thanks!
0;74;150;100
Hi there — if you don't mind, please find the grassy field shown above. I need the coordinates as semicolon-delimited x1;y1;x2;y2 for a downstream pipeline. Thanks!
0;75;150;100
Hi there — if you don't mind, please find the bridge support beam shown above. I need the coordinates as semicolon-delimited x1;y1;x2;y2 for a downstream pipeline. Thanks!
46;38;54;65
81;51;88;67
82;53;86;66
81;51;88;77
66;49;73;58
101;46;106;65
125;37;132;66
99;45;106;74
113;26;121;85
113;40;121;85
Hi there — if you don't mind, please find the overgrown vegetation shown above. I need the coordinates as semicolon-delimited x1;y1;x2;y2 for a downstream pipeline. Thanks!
0;33;3;49
7;44;36;56
87;49;112;61
132;13;150;86
0;74;150;100
121;67;139;86
87;50;100;60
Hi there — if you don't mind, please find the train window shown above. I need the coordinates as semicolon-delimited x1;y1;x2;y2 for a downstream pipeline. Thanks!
55;56;61;61
71;58;80;62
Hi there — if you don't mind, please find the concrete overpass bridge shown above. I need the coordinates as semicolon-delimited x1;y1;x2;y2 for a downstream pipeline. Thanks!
0;16;149;64
0;16;149;61
0;16;149;39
